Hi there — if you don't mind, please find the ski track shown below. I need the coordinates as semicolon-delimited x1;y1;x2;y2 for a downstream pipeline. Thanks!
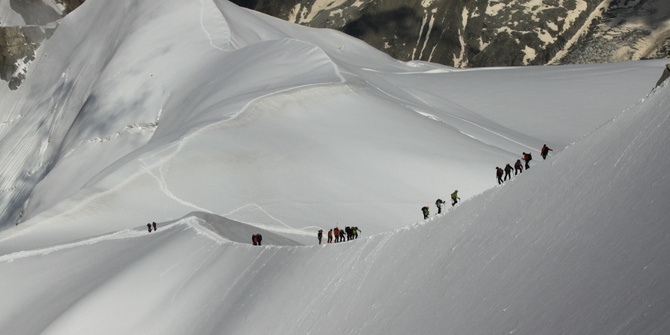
224;203;291;227
198;0;227;52
141;155;213;214
0;217;242;262
130;45;347;232
417;108;538;153
1;78;347;242
223;203;318;237
340;69;538;153
0;227;147;263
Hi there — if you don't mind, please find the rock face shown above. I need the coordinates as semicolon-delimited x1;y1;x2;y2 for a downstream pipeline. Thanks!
557;0;670;64
0;0;82;89
0;0;668;89
233;0;670;67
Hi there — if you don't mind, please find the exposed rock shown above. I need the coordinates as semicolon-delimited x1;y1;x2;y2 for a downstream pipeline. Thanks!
235;0;670;67
1;0;668;89
557;0;670;65
0;0;85;89
0;27;40;89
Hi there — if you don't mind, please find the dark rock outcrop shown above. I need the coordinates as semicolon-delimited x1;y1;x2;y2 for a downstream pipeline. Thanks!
233;0;670;67
0;27;39;90
0;0;84;89
1;0;669;90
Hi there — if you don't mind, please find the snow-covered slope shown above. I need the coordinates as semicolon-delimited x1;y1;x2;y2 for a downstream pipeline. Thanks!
0;0;663;241
0;0;669;333
1;73;669;335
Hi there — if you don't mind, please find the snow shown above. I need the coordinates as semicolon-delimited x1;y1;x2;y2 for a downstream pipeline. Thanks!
288;0;350;24
0;0;669;334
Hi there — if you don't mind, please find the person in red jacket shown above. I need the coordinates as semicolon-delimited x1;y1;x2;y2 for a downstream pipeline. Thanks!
514;159;524;175
334;227;340;243
541;144;553;160
522;152;532;169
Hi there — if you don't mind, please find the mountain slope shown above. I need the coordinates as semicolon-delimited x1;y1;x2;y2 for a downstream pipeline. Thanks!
0;0;664;240
0;64;668;335
241;0;670;67
0;0;669;334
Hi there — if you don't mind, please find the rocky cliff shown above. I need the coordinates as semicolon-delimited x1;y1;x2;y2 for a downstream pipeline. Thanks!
234;0;670;67
0;0;82;89
1;0;669;89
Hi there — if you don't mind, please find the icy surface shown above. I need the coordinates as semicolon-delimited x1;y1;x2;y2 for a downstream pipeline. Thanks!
0;0;669;334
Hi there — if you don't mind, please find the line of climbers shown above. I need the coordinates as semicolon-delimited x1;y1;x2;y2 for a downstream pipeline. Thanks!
317;226;361;244
422;144;553;220
250;228;362;246
422;189;460;219
496;144;552;185
249;145;555;244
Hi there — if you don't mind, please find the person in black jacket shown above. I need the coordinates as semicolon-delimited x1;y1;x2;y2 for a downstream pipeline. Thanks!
496;167;504;184
522;152;532;169
504;163;513;181
421;206;430;219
